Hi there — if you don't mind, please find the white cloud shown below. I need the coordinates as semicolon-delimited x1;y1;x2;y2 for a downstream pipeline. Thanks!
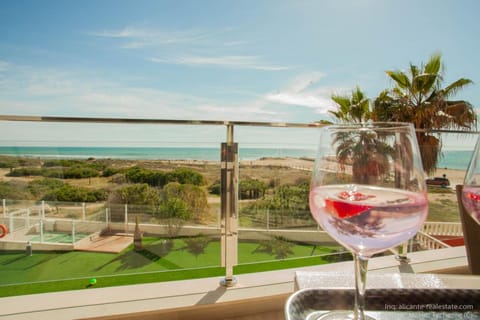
120;42;148;49
0;62;263;120
0;65;79;102
196;99;286;122
288;72;325;92
265;92;332;109
91;25;290;71
90;26;207;48
149;55;290;71
264;72;343;114
27;72;76;96
0;63;185;117
91;26;200;43
0;64;330;149
77;88;210;119
0;61;330;125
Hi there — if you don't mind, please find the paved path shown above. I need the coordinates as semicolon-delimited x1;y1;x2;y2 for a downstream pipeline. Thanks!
74;233;133;253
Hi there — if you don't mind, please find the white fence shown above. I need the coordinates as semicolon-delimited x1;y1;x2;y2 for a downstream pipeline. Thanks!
422;221;463;236
415;231;452;250
0;200;466;253
0;199;337;249
414;221;464;250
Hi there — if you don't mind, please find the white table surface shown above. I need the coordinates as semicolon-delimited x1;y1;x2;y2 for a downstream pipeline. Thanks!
295;271;480;290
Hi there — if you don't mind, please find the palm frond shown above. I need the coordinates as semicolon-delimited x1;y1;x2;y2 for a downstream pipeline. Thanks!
443;78;474;97
331;95;351;108
443;100;477;129
417;134;441;175
412;73;438;96
386;70;411;89
410;64;419;78
424;53;442;75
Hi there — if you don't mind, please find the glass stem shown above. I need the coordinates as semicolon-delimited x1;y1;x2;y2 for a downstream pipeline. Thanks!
354;254;369;320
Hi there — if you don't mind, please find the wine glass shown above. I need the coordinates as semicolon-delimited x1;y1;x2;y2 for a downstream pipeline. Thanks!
309;122;428;320
462;134;480;225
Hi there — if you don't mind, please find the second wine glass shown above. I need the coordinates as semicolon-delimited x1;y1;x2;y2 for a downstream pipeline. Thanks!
309;122;428;320
462;133;480;225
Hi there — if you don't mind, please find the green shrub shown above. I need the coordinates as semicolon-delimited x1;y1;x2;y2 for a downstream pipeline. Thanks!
42;159;82;167
28;178;65;197
125;167;167;187
43;184;106;202
239;178;267;199
125;167;205;187
0;181;30;199
208;181;221;195
63;166;99;179
166;168;205;186
7;167;44;177
102;167;120;177
116;183;160;206
0;159;19;168
8;165;101;179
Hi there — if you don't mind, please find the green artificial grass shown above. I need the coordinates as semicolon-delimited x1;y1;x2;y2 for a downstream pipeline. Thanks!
0;266;226;297
0;237;344;297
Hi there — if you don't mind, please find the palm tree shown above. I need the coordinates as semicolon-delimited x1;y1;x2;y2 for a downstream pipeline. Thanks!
328;87;393;184
329;87;370;123
333;129;393;184
373;53;476;174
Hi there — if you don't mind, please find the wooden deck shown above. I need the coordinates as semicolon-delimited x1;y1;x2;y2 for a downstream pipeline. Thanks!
74;233;133;253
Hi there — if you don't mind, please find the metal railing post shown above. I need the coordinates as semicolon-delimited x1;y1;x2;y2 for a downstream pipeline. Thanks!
125;203;128;233
72;220;76;244
220;123;238;286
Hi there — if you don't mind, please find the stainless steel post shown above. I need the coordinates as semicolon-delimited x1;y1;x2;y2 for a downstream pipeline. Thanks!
125;203;128;233
220;124;238;287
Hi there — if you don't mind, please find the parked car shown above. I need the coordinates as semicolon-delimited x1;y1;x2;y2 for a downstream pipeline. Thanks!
426;176;450;187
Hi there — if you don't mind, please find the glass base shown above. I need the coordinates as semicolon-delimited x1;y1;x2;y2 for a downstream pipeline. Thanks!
306;310;376;320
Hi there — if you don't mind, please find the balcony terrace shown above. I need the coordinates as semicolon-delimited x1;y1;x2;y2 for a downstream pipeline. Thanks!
0;115;478;319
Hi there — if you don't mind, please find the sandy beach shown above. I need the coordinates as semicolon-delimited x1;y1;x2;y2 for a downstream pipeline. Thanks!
243;157;466;186
0;155;465;187
430;168;465;187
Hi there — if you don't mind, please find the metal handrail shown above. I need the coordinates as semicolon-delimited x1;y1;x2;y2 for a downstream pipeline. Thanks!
0;114;325;128
1;115;478;134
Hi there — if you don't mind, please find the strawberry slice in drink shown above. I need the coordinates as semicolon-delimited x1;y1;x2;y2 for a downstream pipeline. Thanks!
464;191;480;201
325;191;375;219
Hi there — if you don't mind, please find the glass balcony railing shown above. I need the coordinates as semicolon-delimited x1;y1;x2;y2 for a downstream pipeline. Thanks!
0;115;476;297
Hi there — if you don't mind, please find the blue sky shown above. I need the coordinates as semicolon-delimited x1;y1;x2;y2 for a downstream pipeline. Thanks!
0;0;479;148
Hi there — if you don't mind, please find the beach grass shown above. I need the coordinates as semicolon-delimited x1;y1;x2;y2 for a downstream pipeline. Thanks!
427;198;462;221
427;186;462;222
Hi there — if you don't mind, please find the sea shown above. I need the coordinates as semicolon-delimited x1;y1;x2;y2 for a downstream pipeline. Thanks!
0;146;316;162
0;146;472;170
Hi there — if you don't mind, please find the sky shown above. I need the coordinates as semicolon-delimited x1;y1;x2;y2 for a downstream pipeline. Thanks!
0;0;479;149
